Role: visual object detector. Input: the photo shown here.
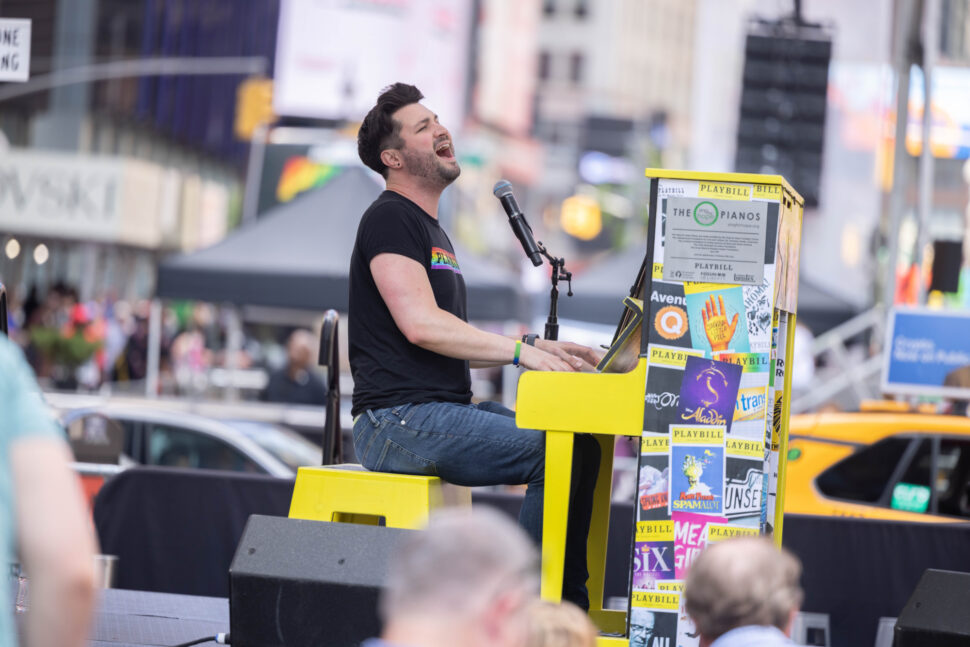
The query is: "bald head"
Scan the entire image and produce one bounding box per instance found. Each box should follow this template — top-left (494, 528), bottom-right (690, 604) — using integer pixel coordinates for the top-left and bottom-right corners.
top-left (684, 537), bottom-right (803, 641)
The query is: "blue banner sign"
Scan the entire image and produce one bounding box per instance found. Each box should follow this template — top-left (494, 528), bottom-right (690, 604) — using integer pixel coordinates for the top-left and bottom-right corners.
top-left (883, 308), bottom-right (970, 398)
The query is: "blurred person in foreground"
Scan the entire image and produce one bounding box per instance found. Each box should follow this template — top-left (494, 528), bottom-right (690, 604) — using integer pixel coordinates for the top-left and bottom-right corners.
top-left (365, 508), bottom-right (538, 647)
top-left (260, 329), bottom-right (327, 405)
top-left (350, 82), bottom-right (602, 609)
top-left (684, 537), bottom-right (803, 647)
top-left (1, 334), bottom-right (98, 646)
top-left (526, 599), bottom-right (597, 647)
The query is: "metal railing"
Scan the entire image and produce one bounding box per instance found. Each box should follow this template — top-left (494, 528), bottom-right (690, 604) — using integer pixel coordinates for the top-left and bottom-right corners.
top-left (791, 306), bottom-right (885, 414)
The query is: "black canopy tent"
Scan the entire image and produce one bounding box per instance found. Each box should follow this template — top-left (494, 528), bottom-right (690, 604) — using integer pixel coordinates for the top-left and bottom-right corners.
top-left (156, 167), bottom-right (526, 321)
top-left (554, 244), bottom-right (861, 334)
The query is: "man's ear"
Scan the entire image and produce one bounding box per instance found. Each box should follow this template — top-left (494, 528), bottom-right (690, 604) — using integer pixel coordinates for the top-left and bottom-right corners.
top-left (381, 149), bottom-right (401, 170)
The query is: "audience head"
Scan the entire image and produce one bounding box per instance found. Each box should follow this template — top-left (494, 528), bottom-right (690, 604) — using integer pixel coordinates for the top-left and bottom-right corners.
top-left (381, 508), bottom-right (538, 647)
top-left (684, 537), bottom-right (803, 644)
top-left (525, 600), bottom-right (597, 647)
top-left (286, 329), bottom-right (316, 371)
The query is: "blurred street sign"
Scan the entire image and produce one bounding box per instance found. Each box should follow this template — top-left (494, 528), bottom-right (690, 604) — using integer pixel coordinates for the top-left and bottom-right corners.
top-left (882, 307), bottom-right (970, 399)
top-left (0, 18), bottom-right (30, 82)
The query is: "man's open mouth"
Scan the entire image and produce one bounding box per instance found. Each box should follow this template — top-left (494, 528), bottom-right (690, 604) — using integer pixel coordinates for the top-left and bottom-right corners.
top-left (435, 141), bottom-right (454, 159)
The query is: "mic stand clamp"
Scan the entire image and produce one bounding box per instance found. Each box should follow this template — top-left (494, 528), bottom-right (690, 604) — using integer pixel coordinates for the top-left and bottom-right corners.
top-left (535, 240), bottom-right (572, 341)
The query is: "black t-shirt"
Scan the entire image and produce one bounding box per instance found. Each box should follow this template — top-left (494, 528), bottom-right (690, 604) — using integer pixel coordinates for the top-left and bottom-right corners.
top-left (349, 191), bottom-right (472, 416)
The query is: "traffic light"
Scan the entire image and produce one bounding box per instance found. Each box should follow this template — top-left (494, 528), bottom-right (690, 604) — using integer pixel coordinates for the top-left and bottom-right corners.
top-left (234, 77), bottom-right (276, 140)
top-left (735, 26), bottom-right (831, 207)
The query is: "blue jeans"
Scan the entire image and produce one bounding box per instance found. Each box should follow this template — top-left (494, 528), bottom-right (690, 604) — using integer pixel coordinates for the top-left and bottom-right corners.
top-left (353, 400), bottom-right (601, 610)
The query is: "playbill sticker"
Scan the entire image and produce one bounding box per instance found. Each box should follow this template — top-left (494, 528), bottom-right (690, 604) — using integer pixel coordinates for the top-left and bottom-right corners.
top-left (670, 425), bottom-right (726, 514)
top-left (631, 592), bottom-right (679, 647)
top-left (633, 520), bottom-right (675, 590)
top-left (662, 197), bottom-right (768, 285)
top-left (724, 438), bottom-right (764, 524)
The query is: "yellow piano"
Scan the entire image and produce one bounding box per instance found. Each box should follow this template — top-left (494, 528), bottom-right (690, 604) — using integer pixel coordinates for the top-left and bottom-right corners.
top-left (515, 169), bottom-right (804, 646)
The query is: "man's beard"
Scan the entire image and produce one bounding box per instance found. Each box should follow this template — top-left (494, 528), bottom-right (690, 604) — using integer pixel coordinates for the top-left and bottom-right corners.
top-left (400, 146), bottom-right (460, 189)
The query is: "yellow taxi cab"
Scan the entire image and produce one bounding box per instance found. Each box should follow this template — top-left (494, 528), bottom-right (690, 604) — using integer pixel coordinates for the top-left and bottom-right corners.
top-left (784, 402), bottom-right (970, 522)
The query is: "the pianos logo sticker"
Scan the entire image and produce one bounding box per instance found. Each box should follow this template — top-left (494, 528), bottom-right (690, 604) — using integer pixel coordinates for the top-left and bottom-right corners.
top-left (649, 282), bottom-right (690, 347)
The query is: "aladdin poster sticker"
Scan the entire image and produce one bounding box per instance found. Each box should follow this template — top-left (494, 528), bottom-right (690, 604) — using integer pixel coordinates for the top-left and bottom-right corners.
top-left (649, 281), bottom-right (691, 348)
top-left (684, 286), bottom-right (751, 355)
top-left (639, 433), bottom-right (671, 522)
top-left (643, 346), bottom-right (703, 433)
top-left (633, 520), bottom-right (675, 591)
top-left (678, 356), bottom-right (743, 432)
top-left (631, 592), bottom-right (679, 647)
top-left (670, 425), bottom-right (725, 515)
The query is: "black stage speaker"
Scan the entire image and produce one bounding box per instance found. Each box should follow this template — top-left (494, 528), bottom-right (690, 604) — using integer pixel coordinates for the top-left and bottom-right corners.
top-left (929, 240), bottom-right (962, 294)
top-left (735, 23), bottom-right (832, 207)
top-left (229, 515), bottom-right (413, 647)
top-left (894, 569), bottom-right (970, 646)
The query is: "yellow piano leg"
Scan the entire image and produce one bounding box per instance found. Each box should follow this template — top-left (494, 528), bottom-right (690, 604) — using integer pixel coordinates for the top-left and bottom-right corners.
top-left (540, 429), bottom-right (573, 602)
top-left (540, 431), bottom-right (627, 636)
top-left (586, 434), bottom-right (627, 635)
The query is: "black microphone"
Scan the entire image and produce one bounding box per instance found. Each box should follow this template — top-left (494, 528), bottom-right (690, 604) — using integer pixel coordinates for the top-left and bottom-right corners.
top-left (493, 180), bottom-right (543, 267)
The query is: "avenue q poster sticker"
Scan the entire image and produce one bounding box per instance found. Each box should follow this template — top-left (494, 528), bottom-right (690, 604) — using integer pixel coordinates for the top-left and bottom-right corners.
top-left (648, 281), bottom-right (691, 348)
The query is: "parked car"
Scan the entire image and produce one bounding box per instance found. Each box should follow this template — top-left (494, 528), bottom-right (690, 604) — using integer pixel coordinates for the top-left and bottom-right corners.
top-left (784, 406), bottom-right (970, 522)
top-left (60, 404), bottom-right (323, 478)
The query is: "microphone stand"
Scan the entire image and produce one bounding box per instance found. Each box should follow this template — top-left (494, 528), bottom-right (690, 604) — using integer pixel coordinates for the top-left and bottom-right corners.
top-left (535, 240), bottom-right (572, 341)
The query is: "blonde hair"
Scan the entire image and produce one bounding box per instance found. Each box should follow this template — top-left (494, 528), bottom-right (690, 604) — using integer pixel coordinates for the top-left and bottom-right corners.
top-left (526, 600), bottom-right (598, 647)
top-left (684, 537), bottom-right (803, 640)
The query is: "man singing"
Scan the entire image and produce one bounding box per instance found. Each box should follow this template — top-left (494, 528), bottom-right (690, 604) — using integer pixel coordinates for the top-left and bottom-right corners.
top-left (349, 83), bottom-right (601, 609)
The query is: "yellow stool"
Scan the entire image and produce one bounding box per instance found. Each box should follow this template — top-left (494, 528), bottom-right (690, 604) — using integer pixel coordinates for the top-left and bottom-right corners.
top-left (288, 464), bottom-right (471, 529)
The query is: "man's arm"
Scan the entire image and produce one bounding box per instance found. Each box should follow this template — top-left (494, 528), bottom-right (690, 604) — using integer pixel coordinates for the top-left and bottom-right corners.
top-left (371, 253), bottom-right (580, 371)
top-left (12, 437), bottom-right (97, 647)
top-left (469, 339), bottom-right (602, 371)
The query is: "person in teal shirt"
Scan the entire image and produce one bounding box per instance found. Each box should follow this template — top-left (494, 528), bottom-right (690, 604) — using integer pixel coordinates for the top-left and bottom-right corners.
top-left (0, 335), bottom-right (97, 647)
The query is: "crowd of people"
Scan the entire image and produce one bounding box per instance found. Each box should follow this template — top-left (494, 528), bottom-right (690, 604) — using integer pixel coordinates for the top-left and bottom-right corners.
top-left (6, 282), bottom-right (328, 404)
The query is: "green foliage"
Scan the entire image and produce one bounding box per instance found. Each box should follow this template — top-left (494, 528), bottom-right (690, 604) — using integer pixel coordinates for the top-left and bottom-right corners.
top-left (29, 326), bottom-right (102, 367)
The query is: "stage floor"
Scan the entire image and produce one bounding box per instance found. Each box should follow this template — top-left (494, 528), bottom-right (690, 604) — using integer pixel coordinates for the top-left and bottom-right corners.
top-left (89, 588), bottom-right (228, 647)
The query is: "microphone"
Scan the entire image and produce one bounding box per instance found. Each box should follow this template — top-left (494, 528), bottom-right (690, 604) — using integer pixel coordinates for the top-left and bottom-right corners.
top-left (493, 180), bottom-right (543, 267)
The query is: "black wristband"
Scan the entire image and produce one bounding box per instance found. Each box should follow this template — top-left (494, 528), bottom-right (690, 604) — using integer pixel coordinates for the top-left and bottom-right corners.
top-left (522, 333), bottom-right (539, 346)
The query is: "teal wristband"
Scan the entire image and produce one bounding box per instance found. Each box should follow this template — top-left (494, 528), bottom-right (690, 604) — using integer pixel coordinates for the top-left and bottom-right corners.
top-left (513, 340), bottom-right (522, 367)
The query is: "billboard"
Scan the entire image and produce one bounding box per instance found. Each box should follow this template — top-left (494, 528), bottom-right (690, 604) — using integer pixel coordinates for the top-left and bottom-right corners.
top-left (273, 0), bottom-right (472, 128)
top-left (882, 308), bottom-right (970, 399)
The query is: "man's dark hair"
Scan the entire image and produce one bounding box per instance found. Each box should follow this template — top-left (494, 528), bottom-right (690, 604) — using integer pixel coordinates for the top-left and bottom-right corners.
top-left (358, 83), bottom-right (424, 178)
